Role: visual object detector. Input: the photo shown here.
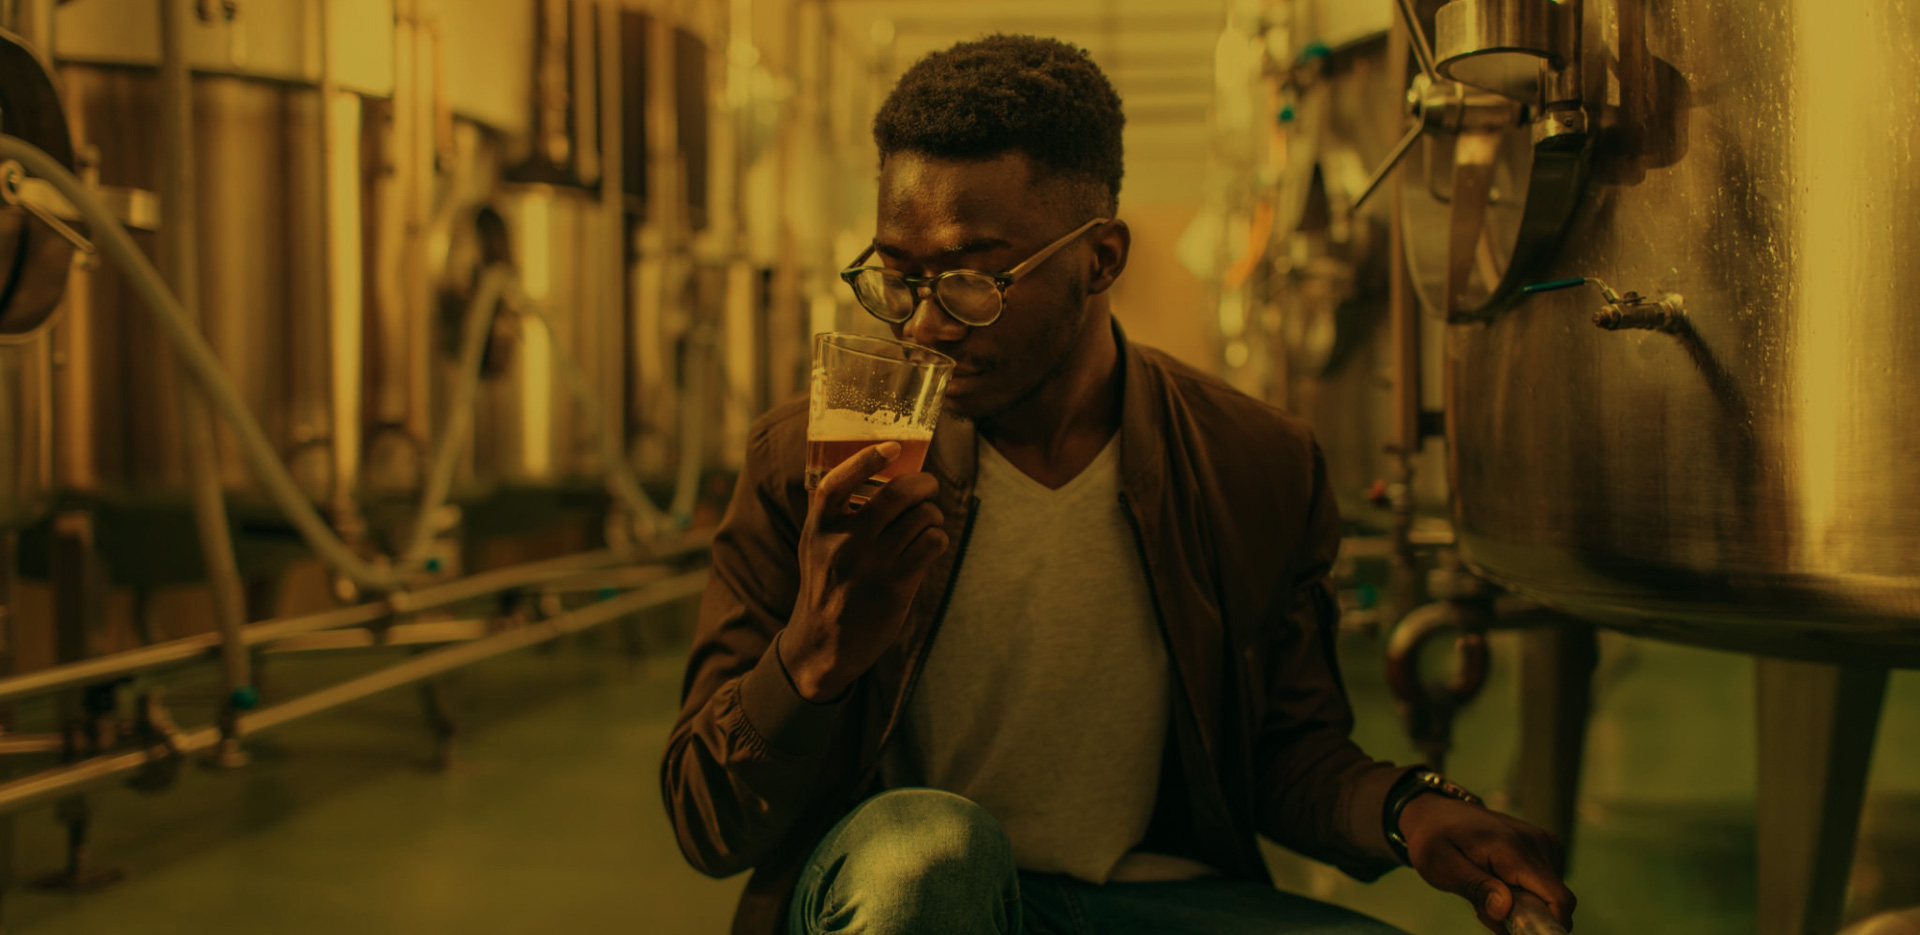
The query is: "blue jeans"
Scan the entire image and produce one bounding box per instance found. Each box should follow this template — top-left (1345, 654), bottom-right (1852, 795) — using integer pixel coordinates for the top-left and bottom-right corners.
top-left (788, 788), bottom-right (1410, 935)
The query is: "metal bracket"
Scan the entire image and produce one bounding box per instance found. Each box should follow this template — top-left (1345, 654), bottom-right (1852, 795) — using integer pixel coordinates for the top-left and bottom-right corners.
top-left (0, 159), bottom-right (93, 258)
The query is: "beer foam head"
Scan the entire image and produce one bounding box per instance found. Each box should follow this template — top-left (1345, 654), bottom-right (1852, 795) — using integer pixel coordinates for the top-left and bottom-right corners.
top-left (808, 406), bottom-right (933, 440)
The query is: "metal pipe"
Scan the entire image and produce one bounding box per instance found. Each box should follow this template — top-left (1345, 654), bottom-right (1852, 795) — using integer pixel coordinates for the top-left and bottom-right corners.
top-left (0, 734), bottom-right (65, 756)
top-left (381, 547), bottom-right (618, 613)
top-left (0, 725), bottom-right (221, 816)
top-left (534, 563), bottom-right (678, 595)
top-left (1505, 889), bottom-right (1568, 935)
top-left (8, 0), bottom-right (55, 58)
top-left (160, 0), bottom-right (254, 736)
top-left (1394, 0), bottom-right (1441, 85)
top-left (0, 544), bottom-right (709, 707)
top-left (0, 571), bottom-right (708, 817)
top-left (261, 618), bottom-right (493, 654)
top-left (317, 0), bottom-right (370, 566)
top-left (1386, 8), bottom-right (1424, 629)
top-left (572, 0), bottom-right (600, 185)
top-left (595, 0), bottom-right (645, 541)
top-left (400, 265), bottom-right (512, 567)
top-left (237, 573), bottom-right (706, 735)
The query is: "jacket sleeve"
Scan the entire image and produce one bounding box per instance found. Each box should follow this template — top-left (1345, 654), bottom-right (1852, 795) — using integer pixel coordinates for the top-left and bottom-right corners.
top-left (1252, 440), bottom-right (1414, 880)
top-left (660, 417), bottom-right (857, 878)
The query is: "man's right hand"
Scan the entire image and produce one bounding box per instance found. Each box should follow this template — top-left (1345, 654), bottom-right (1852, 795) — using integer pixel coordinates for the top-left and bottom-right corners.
top-left (779, 441), bottom-right (949, 702)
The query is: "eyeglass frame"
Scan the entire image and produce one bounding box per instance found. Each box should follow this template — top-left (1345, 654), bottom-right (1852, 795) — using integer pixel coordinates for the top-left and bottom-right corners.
top-left (838, 216), bottom-right (1112, 328)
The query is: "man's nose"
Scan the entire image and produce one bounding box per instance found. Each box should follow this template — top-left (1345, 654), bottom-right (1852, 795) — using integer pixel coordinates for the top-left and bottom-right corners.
top-left (898, 290), bottom-right (968, 346)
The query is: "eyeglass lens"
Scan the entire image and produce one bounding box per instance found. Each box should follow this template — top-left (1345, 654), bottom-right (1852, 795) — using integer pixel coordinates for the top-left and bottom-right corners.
top-left (851, 269), bottom-right (1001, 325)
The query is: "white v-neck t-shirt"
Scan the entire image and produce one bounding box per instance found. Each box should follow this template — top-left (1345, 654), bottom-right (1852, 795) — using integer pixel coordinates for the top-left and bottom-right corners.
top-left (882, 434), bottom-right (1206, 884)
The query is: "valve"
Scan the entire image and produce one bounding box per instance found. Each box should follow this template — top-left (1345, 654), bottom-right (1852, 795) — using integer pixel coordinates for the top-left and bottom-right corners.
top-left (1523, 277), bottom-right (1688, 334)
top-left (1348, 0), bottom-right (1593, 322)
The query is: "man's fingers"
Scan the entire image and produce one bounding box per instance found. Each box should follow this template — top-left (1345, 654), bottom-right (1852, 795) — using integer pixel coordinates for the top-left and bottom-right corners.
top-left (1475, 875), bottom-right (1513, 922)
top-left (853, 472), bottom-right (940, 532)
top-left (877, 501), bottom-right (945, 556)
top-left (1425, 846), bottom-right (1515, 921)
top-left (1531, 828), bottom-right (1568, 877)
top-left (815, 442), bottom-right (901, 514)
top-left (900, 525), bottom-right (949, 573)
top-left (1490, 839), bottom-right (1577, 929)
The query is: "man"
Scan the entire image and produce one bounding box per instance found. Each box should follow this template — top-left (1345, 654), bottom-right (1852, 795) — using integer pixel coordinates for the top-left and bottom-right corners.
top-left (663, 34), bottom-right (1575, 935)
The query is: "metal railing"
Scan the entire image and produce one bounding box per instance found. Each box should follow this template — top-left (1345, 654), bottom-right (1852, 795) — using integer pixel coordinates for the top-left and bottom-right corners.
top-left (0, 539), bottom-right (711, 818)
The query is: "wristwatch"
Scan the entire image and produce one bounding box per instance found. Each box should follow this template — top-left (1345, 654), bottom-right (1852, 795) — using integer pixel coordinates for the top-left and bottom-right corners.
top-left (1383, 767), bottom-right (1484, 864)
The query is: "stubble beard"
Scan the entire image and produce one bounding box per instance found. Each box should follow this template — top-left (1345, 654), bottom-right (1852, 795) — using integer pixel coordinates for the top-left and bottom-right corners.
top-left (968, 275), bottom-right (1090, 426)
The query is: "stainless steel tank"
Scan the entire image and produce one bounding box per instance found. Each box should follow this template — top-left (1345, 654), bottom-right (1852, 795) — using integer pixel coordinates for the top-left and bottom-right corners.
top-left (49, 0), bottom-right (395, 530)
top-left (474, 180), bottom-right (624, 492)
top-left (56, 70), bottom-right (349, 505)
top-left (0, 27), bottom-right (72, 532)
top-left (429, 0), bottom-right (630, 503)
top-left (1404, 0), bottom-right (1920, 664)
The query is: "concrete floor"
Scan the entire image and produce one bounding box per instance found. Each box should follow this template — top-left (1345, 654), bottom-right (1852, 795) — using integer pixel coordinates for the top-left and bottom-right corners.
top-left (5, 603), bottom-right (1918, 934)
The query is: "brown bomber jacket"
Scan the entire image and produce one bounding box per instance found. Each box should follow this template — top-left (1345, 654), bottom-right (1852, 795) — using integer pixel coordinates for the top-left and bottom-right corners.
top-left (662, 323), bottom-right (1412, 935)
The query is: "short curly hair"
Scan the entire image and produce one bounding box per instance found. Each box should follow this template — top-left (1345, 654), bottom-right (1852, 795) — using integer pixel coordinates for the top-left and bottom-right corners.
top-left (873, 34), bottom-right (1124, 215)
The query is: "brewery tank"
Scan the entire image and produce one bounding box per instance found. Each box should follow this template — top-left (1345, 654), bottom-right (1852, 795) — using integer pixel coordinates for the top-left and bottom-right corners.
top-left (0, 25), bottom-right (76, 535)
top-left (1406, 0), bottom-right (1920, 664)
top-left (43, 0), bottom-right (649, 562)
top-left (48, 0), bottom-right (397, 559)
top-left (428, 0), bottom-right (659, 519)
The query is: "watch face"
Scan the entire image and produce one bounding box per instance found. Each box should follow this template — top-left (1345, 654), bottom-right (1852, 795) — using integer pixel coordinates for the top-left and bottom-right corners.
top-left (1424, 773), bottom-right (1486, 807)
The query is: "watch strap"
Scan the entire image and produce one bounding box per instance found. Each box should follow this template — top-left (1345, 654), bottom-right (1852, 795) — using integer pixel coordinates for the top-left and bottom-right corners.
top-left (1383, 768), bottom-right (1485, 864)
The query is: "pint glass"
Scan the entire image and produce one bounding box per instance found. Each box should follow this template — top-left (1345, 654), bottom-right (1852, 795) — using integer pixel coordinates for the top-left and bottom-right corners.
top-left (806, 332), bottom-right (955, 504)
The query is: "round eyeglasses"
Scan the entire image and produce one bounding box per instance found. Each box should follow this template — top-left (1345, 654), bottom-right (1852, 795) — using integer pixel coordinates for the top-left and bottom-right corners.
top-left (839, 217), bottom-right (1110, 328)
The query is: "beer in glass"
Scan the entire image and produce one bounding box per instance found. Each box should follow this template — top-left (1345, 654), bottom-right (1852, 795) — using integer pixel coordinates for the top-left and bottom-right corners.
top-left (806, 332), bottom-right (954, 504)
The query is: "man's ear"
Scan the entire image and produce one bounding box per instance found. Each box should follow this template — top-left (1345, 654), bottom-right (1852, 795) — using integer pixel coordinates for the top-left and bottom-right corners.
top-left (1085, 219), bottom-right (1131, 295)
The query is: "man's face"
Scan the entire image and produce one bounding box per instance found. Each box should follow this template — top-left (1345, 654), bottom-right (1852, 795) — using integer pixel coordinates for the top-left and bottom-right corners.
top-left (872, 151), bottom-right (1101, 423)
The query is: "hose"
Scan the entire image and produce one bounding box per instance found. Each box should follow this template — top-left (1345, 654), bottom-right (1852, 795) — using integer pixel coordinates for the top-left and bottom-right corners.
top-left (398, 264), bottom-right (511, 567)
top-left (0, 133), bottom-right (407, 593)
top-left (668, 322), bottom-right (712, 525)
top-left (161, 0), bottom-right (253, 739)
top-left (501, 282), bottom-right (707, 541)
top-left (2, 130), bottom-right (704, 580)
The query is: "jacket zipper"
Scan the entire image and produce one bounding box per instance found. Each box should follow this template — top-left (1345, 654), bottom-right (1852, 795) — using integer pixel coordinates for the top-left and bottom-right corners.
top-left (858, 494), bottom-right (980, 788)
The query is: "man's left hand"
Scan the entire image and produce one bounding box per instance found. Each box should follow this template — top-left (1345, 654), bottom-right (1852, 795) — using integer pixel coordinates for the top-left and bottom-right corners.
top-left (1399, 794), bottom-right (1577, 933)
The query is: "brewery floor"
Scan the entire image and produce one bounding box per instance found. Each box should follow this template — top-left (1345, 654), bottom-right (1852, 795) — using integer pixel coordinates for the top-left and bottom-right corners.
top-left (5, 601), bottom-right (1919, 935)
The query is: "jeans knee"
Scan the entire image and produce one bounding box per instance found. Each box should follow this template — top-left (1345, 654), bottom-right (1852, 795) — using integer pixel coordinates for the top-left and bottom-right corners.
top-left (842, 788), bottom-right (1013, 883)
top-left (793, 789), bottom-right (1019, 935)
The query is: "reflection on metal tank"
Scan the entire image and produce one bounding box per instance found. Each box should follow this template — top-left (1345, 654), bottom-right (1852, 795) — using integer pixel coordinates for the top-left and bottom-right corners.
top-left (1419, 0), bottom-right (1920, 662)
top-left (45, 0), bottom-right (397, 528)
top-left (54, 68), bottom-right (358, 505)
top-left (476, 182), bottom-right (624, 490)
top-left (427, 0), bottom-right (632, 500)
